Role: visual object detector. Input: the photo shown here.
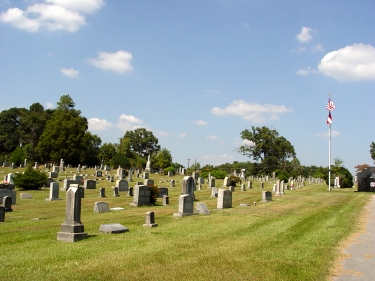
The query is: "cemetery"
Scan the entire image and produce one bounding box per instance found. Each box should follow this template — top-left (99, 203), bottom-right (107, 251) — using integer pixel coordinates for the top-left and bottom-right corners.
top-left (0, 165), bottom-right (372, 280)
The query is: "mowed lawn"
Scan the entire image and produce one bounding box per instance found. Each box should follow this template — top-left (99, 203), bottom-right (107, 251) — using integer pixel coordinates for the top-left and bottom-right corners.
top-left (0, 168), bottom-right (371, 281)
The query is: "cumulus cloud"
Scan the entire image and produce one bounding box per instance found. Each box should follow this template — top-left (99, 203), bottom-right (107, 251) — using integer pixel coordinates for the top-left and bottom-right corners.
top-left (88, 118), bottom-right (113, 131)
top-left (194, 120), bottom-right (208, 126)
top-left (315, 131), bottom-right (341, 138)
top-left (0, 0), bottom-right (103, 32)
top-left (87, 50), bottom-right (133, 74)
top-left (206, 135), bottom-right (217, 140)
top-left (241, 139), bottom-right (255, 147)
top-left (296, 67), bottom-right (318, 76)
top-left (60, 68), bottom-right (79, 78)
top-left (210, 100), bottom-right (292, 123)
top-left (296, 27), bottom-right (313, 43)
top-left (116, 114), bottom-right (143, 131)
top-left (179, 132), bottom-right (187, 138)
top-left (318, 43), bottom-right (375, 81)
top-left (45, 102), bottom-right (54, 109)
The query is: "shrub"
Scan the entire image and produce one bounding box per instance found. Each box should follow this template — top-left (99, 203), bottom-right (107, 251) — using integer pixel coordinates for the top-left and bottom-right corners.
top-left (229, 175), bottom-right (241, 186)
top-left (163, 166), bottom-right (175, 175)
top-left (211, 169), bottom-right (227, 179)
top-left (13, 167), bottom-right (48, 190)
top-left (148, 184), bottom-right (159, 204)
top-left (275, 169), bottom-right (290, 183)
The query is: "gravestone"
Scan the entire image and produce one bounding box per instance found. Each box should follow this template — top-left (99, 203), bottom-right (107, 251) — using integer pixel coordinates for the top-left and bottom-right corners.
top-left (163, 195), bottom-right (169, 206)
top-left (247, 181), bottom-right (252, 189)
top-left (261, 191), bottom-right (272, 202)
top-left (0, 189), bottom-right (16, 205)
top-left (260, 182), bottom-right (264, 189)
top-left (46, 182), bottom-right (61, 201)
top-left (173, 194), bottom-right (196, 217)
top-left (73, 174), bottom-right (83, 183)
top-left (3, 196), bottom-right (13, 212)
top-left (208, 177), bottom-right (215, 189)
top-left (192, 172), bottom-right (199, 182)
top-left (99, 223), bottom-right (129, 234)
top-left (49, 171), bottom-right (58, 178)
top-left (170, 179), bottom-right (175, 187)
top-left (45, 178), bottom-right (54, 187)
top-left (181, 176), bottom-right (195, 195)
top-left (95, 171), bottom-right (102, 177)
top-left (127, 169), bottom-right (133, 182)
top-left (144, 179), bottom-right (154, 186)
top-left (94, 201), bottom-right (110, 213)
top-left (217, 189), bottom-right (232, 209)
top-left (158, 187), bottom-right (168, 198)
top-left (70, 184), bottom-right (84, 198)
top-left (241, 184), bottom-right (246, 191)
top-left (52, 165), bottom-right (60, 173)
top-left (63, 179), bottom-right (79, 191)
top-left (57, 187), bottom-right (87, 242)
top-left (145, 155), bottom-right (151, 172)
top-left (84, 180), bottom-right (96, 189)
top-left (357, 167), bottom-right (375, 192)
top-left (116, 179), bottom-right (128, 192)
top-left (196, 202), bottom-right (210, 215)
top-left (112, 187), bottom-right (120, 197)
top-left (0, 206), bottom-right (5, 222)
top-left (211, 187), bottom-right (218, 198)
top-left (143, 211), bottom-right (158, 227)
top-left (223, 177), bottom-right (231, 187)
top-left (20, 193), bottom-right (32, 199)
top-left (99, 188), bottom-right (106, 198)
top-left (167, 171), bottom-right (173, 177)
top-left (128, 187), bottom-right (133, 196)
top-left (130, 185), bottom-right (152, 207)
top-left (7, 173), bottom-right (15, 184)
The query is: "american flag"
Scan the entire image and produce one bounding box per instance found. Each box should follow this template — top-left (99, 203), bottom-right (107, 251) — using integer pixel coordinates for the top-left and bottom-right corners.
top-left (326, 112), bottom-right (332, 124)
top-left (326, 98), bottom-right (335, 111)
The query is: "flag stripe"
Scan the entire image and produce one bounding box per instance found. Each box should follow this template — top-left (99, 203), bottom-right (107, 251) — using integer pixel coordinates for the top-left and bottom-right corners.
top-left (326, 98), bottom-right (335, 111)
top-left (326, 112), bottom-right (332, 124)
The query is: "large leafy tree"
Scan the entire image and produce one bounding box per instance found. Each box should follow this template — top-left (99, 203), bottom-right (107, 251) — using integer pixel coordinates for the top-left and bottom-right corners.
top-left (99, 143), bottom-right (117, 165)
top-left (238, 126), bottom-right (295, 174)
top-left (153, 148), bottom-right (173, 170)
top-left (370, 142), bottom-right (375, 163)
top-left (123, 128), bottom-right (161, 158)
top-left (0, 107), bottom-right (26, 155)
top-left (38, 95), bottom-right (93, 165)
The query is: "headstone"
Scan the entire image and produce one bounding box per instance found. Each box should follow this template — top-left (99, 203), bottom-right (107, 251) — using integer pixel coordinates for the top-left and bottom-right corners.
top-left (3, 196), bottom-right (13, 212)
top-left (217, 189), bottom-right (232, 209)
top-left (223, 177), bottom-right (231, 187)
top-left (261, 191), bottom-right (272, 202)
top-left (211, 187), bottom-right (218, 198)
top-left (260, 182), bottom-right (264, 189)
top-left (241, 184), bottom-right (246, 191)
top-left (112, 187), bottom-right (120, 197)
top-left (130, 185), bottom-right (152, 207)
top-left (173, 194), bottom-right (196, 217)
top-left (181, 176), bottom-right (195, 195)
top-left (192, 172), bottom-right (199, 182)
top-left (357, 167), bottom-right (375, 192)
top-left (7, 173), bottom-right (15, 184)
top-left (95, 171), bottom-right (102, 177)
top-left (128, 169), bottom-right (133, 182)
top-left (0, 206), bottom-right (5, 222)
top-left (70, 184), bottom-right (84, 198)
top-left (44, 177), bottom-right (54, 187)
top-left (208, 177), bottom-right (215, 189)
top-left (143, 172), bottom-right (149, 179)
top-left (145, 155), bottom-right (152, 172)
top-left (99, 223), bottom-right (129, 234)
top-left (46, 182), bottom-right (61, 201)
top-left (128, 187), bottom-right (133, 196)
top-left (167, 171), bottom-right (173, 177)
top-left (228, 186), bottom-right (235, 192)
top-left (99, 188), bottom-right (106, 198)
top-left (162, 195), bottom-right (169, 206)
top-left (73, 174), bottom-right (83, 183)
top-left (143, 211), bottom-right (158, 227)
top-left (247, 181), bottom-right (252, 189)
top-left (63, 179), bottom-right (79, 191)
top-left (84, 180), bottom-right (96, 189)
top-left (144, 179), bottom-right (154, 186)
top-left (116, 179), bottom-right (128, 192)
top-left (52, 165), bottom-right (60, 173)
top-left (57, 187), bottom-right (87, 242)
top-left (181, 168), bottom-right (186, 175)
top-left (94, 201), bottom-right (110, 213)
top-left (158, 187), bottom-right (168, 198)
top-left (20, 193), bottom-right (32, 199)
top-left (196, 202), bottom-right (210, 215)
top-left (0, 189), bottom-right (16, 205)
top-left (170, 179), bottom-right (175, 187)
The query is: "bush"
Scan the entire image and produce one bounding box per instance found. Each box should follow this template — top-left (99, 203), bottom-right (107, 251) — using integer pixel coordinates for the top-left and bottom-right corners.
top-left (13, 167), bottom-right (48, 190)
top-left (148, 184), bottom-right (159, 204)
top-left (275, 169), bottom-right (290, 183)
top-left (229, 175), bottom-right (241, 186)
top-left (163, 166), bottom-right (175, 175)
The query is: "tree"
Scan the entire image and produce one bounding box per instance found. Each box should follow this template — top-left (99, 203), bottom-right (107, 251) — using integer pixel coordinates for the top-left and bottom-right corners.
top-left (81, 132), bottom-right (102, 166)
top-left (99, 143), bottom-right (117, 165)
top-left (123, 128), bottom-right (161, 158)
top-left (238, 126), bottom-right (295, 174)
top-left (370, 142), bottom-right (375, 163)
top-left (110, 153), bottom-right (130, 168)
top-left (9, 147), bottom-right (25, 166)
top-left (153, 148), bottom-right (173, 170)
top-left (334, 157), bottom-right (344, 168)
top-left (38, 95), bottom-right (91, 165)
top-left (0, 107), bottom-right (25, 155)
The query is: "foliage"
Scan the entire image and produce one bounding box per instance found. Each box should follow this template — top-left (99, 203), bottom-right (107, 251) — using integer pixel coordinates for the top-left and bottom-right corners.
top-left (147, 184), bottom-right (159, 204)
top-left (81, 132), bottom-right (102, 166)
top-left (0, 107), bottom-right (25, 154)
top-left (334, 157), bottom-right (344, 168)
top-left (9, 147), bottom-right (25, 166)
top-left (110, 153), bottom-right (130, 168)
top-left (12, 167), bottom-right (48, 190)
top-left (163, 166), bottom-right (175, 175)
top-left (355, 164), bottom-right (369, 172)
top-left (275, 169), bottom-right (290, 183)
top-left (99, 143), bottom-right (117, 165)
top-left (200, 169), bottom-right (227, 179)
top-left (153, 148), bottom-right (172, 170)
top-left (322, 166), bottom-right (353, 188)
top-left (123, 128), bottom-right (161, 158)
top-left (238, 126), bottom-right (295, 174)
top-left (229, 175), bottom-right (241, 186)
top-left (370, 142), bottom-right (375, 163)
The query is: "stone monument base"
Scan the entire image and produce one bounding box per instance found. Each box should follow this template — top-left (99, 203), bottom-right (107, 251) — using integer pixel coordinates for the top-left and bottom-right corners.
top-left (57, 232), bottom-right (87, 242)
top-left (173, 212), bottom-right (197, 217)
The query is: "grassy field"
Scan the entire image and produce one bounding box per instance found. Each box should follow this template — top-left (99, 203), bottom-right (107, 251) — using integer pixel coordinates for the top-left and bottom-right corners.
top-left (0, 167), bottom-right (371, 281)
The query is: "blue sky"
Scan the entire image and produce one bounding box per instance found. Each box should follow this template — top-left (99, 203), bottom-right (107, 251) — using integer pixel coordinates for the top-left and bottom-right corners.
top-left (1, 0), bottom-right (374, 174)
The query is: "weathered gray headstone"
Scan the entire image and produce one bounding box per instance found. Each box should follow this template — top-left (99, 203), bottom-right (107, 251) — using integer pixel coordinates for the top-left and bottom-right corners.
top-left (158, 187), bottom-right (168, 198)
top-left (112, 186), bottom-right (119, 197)
top-left (173, 194), bottom-right (196, 217)
top-left (163, 195), bottom-right (169, 206)
top-left (196, 202), bottom-right (210, 215)
top-left (99, 223), bottom-right (129, 234)
top-left (217, 189), bottom-right (232, 209)
top-left (223, 177), bottom-right (231, 187)
top-left (130, 185), bottom-right (152, 207)
top-left (0, 189), bottom-right (16, 205)
top-left (20, 193), bottom-right (32, 199)
top-left (3, 196), bottom-right (13, 212)
top-left (261, 191), bottom-right (272, 202)
top-left (0, 206), bottom-right (5, 222)
top-left (170, 179), bottom-right (175, 187)
top-left (182, 176), bottom-right (195, 195)
top-left (99, 188), bottom-right (106, 198)
top-left (84, 179), bottom-right (96, 189)
top-left (143, 211), bottom-right (158, 227)
top-left (94, 201), bottom-right (110, 213)
top-left (57, 187), bottom-right (87, 242)
top-left (46, 182), bottom-right (61, 201)
top-left (116, 179), bottom-right (128, 192)
top-left (357, 167), bottom-right (375, 192)
top-left (211, 187), bottom-right (218, 198)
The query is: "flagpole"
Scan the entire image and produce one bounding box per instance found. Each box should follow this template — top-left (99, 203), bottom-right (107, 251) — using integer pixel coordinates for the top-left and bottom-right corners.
top-left (328, 92), bottom-right (331, 191)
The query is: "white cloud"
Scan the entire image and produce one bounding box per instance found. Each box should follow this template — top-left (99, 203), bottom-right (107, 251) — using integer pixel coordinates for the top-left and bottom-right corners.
top-left (88, 118), bottom-right (113, 131)
top-left (201, 154), bottom-right (234, 166)
top-left (210, 100), bottom-right (292, 123)
top-left (315, 131), bottom-right (341, 138)
top-left (0, 0), bottom-right (103, 32)
top-left (296, 27), bottom-right (313, 43)
top-left (156, 131), bottom-right (168, 137)
top-left (194, 120), bottom-right (208, 126)
top-left (206, 135), bottom-right (217, 140)
top-left (60, 68), bottom-right (79, 78)
top-left (312, 44), bottom-right (324, 52)
top-left (296, 67), bottom-right (318, 76)
top-left (179, 132), bottom-right (187, 138)
top-left (318, 43), bottom-right (375, 81)
top-left (116, 114), bottom-right (143, 131)
top-left (45, 102), bottom-right (54, 109)
top-left (241, 139), bottom-right (255, 147)
top-left (88, 50), bottom-right (133, 74)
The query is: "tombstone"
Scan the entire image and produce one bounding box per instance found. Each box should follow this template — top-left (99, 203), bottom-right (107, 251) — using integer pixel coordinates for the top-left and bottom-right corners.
top-left (116, 179), bottom-right (128, 192)
top-left (99, 188), bottom-right (106, 198)
top-left (162, 195), bottom-right (169, 206)
top-left (45, 177), bottom-right (54, 187)
top-left (60, 159), bottom-right (65, 171)
top-left (228, 186), bottom-right (235, 192)
top-left (0, 206), bottom-right (5, 222)
top-left (217, 189), bottom-right (232, 209)
top-left (73, 174), bottom-right (84, 183)
top-left (170, 179), bottom-right (175, 187)
top-left (272, 172), bottom-right (276, 180)
top-left (130, 185), bottom-right (152, 207)
top-left (196, 202), bottom-right (210, 215)
top-left (128, 187), bottom-right (134, 197)
top-left (95, 171), bottom-right (102, 177)
top-left (208, 177), bottom-right (215, 189)
top-left (223, 177), bottom-right (231, 187)
top-left (145, 155), bottom-right (152, 172)
top-left (143, 211), bottom-right (158, 227)
top-left (20, 193), bottom-right (32, 199)
top-left (46, 182), bottom-right (61, 201)
top-left (94, 201), bottom-right (110, 214)
top-left (167, 171), bottom-right (173, 177)
top-left (99, 223), bottom-right (129, 234)
top-left (280, 180), bottom-right (285, 195)
top-left (192, 172), bottom-right (199, 182)
top-left (52, 165), bottom-right (60, 173)
top-left (261, 191), bottom-right (272, 202)
top-left (197, 177), bottom-right (205, 185)
top-left (84, 180), bottom-right (96, 189)
top-left (128, 169), bottom-right (133, 182)
top-left (143, 172), bottom-right (149, 180)
top-left (103, 165), bottom-right (110, 171)
top-left (34, 162), bottom-right (38, 169)
top-left (0, 189), bottom-right (16, 205)
top-left (57, 187), bottom-right (87, 242)
top-left (7, 173), bottom-right (15, 184)
top-left (181, 176), bottom-right (195, 195)
top-left (173, 194), bottom-right (196, 217)
top-left (260, 182), bottom-right (264, 189)
top-left (3, 196), bottom-right (13, 212)
top-left (181, 168), bottom-right (186, 175)
top-left (240, 169), bottom-right (246, 178)
top-left (144, 179), bottom-right (154, 186)
top-left (209, 187), bottom-right (217, 198)
top-left (241, 184), bottom-right (246, 191)
top-left (77, 164), bottom-right (81, 173)
top-left (158, 187), bottom-right (168, 198)
top-left (357, 167), bottom-right (375, 192)
top-left (112, 187), bottom-right (120, 197)
top-left (63, 179), bottom-right (79, 191)
top-left (274, 179), bottom-right (280, 195)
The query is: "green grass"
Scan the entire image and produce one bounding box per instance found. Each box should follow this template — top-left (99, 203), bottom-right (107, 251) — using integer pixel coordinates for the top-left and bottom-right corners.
top-left (0, 167), bottom-right (371, 281)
